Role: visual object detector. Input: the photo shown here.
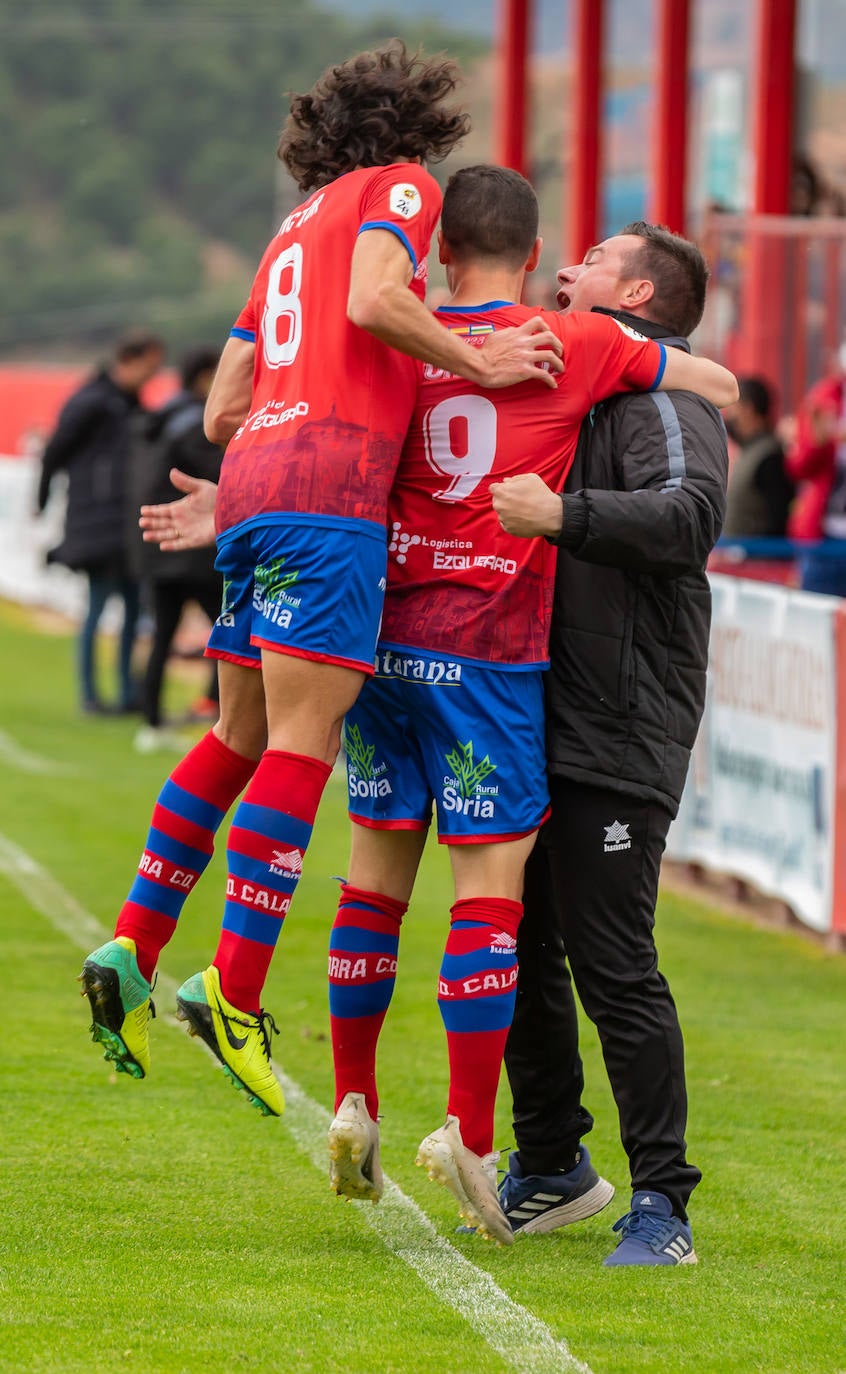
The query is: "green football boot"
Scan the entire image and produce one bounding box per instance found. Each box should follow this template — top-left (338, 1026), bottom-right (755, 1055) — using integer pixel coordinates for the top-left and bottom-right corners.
top-left (79, 936), bottom-right (154, 1078)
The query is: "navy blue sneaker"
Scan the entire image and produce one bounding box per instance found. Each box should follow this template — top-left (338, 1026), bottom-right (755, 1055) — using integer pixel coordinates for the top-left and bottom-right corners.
top-left (498, 1147), bottom-right (615, 1235)
top-left (603, 1191), bottom-right (697, 1266)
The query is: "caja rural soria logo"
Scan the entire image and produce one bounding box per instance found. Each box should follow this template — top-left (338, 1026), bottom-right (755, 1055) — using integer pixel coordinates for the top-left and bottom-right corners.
top-left (442, 740), bottom-right (499, 817)
top-left (345, 723), bottom-right (393, 799)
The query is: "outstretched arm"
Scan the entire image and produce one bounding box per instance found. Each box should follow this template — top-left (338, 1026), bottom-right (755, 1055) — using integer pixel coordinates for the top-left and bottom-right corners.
top-left (493, 391), bottom-right (728, 576)
top-left (139, 469), bottom-right (218, 551)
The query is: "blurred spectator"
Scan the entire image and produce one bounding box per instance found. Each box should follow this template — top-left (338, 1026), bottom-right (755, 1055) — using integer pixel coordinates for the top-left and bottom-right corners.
top-left (36, 330), bottom-right (165, 713)
top-left (128, 346), bottom-right (225, 753)
top-left (722, 376), bottom-right (794, 536)
top-left (522, 274), bottom-right (558, 309)
top-left (791, 153), bottom-right (825, 216)
top-left (790, 152), bottom-right (846, 218)
top-left (783, 340), bottom-right (846, 594)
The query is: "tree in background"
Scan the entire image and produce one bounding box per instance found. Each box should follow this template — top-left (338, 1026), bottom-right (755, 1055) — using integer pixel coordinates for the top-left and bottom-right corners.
top-left (0, 0), bottom-right (484, 358)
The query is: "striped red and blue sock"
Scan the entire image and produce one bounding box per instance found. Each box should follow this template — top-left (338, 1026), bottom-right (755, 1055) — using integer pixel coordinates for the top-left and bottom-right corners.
top-left (115, 730), bottom-right (256, 982)
top-left (328, 885), bottom-right (407, 1119)
top-left (214, 749), bottom-right (331, 1014)
top-left (438, 896), bottom-right (523, 1158)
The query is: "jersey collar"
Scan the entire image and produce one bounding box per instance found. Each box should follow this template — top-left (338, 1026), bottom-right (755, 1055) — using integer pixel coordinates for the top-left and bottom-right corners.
top-left (590, 306), bottom-right (690, 353)
top-left (436, 300), bottom-right (515, 314)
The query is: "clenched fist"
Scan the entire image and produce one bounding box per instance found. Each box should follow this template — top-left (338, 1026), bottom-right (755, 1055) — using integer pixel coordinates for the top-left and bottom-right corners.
top-left (490, 472), bottom-right (563, 539)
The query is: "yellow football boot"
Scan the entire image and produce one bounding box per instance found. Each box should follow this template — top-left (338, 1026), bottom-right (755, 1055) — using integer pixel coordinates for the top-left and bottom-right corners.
top-left (176, 965), bottom-right (284, 1117)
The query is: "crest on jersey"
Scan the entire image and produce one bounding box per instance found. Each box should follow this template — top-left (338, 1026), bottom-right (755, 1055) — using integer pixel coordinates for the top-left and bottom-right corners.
top-left (612, 317), bottom-right (649, 343)
top-left (390, 183), bottom-right (422, 219)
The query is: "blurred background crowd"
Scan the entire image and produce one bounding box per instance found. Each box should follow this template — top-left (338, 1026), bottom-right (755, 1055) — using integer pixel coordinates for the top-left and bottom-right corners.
top-left (5, 0), bottom-right (846, 724)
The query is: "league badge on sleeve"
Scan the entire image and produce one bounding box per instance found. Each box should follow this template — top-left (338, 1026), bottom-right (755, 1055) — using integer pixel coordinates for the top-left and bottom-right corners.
top-left (612, 317), bottom-right (649, 343)
top-left (390, 183), bottom-right (422, 219)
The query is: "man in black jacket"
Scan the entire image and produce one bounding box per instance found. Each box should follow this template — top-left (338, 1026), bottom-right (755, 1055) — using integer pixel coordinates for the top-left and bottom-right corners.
top-left (37, 330), bottom-right (164, 713)
top-left (128, 346), bottom-right (224, 752)
top-left (491, 222), bottom-right (728, 1265)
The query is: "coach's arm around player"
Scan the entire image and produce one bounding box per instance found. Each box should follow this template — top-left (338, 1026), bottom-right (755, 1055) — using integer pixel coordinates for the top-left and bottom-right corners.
top-left (491, 314), bottom-right (734, 574)
top-left (491, 383), bottom-right (728, 578)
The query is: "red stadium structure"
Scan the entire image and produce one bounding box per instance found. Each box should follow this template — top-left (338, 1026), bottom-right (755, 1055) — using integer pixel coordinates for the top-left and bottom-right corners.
top-left (495, 0), bottom-right (796, 246)
top-left (1, 1), bottom-right (844, 450)
top-left (494, 0), bottom-right (846, 415)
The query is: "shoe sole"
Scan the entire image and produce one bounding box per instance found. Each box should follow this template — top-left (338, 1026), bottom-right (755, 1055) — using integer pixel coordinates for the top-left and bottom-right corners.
top-left (510, 1176), bottom-right (616, 1235)
top-left (175, 994), bottom-right (282, 1117)
top-left (328, 1115), bottom-right (382, 1204)
top-left (416, 1134), bottom-right (514, 1247)
top-left (78, 962), bottom-right (145, 1079)
top-left (604, 1248), bottom-right (699, 1268)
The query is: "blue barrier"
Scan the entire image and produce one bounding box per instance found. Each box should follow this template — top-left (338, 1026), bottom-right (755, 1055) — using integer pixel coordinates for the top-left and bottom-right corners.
top-left (715, 537), bottom-right (846, 562)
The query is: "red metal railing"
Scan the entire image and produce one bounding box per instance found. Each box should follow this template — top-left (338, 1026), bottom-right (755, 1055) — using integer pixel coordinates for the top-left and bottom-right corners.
top-left (696, 211), bottom-right (846, 417)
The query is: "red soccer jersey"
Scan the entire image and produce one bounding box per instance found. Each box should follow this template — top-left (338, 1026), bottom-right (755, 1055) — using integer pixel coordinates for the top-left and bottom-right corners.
top-left (216, 163), bottom-right (442, 535)
top-left (378, 304), bottom-right (667, 666)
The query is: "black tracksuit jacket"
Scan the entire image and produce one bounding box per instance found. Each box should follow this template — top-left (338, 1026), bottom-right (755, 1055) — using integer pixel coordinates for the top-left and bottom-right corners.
top-left (546, 309), bottom-right (728, 816)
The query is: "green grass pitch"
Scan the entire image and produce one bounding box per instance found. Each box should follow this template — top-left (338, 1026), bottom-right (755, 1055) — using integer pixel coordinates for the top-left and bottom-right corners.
top-left (0, 601), bottom-right (843, 1374)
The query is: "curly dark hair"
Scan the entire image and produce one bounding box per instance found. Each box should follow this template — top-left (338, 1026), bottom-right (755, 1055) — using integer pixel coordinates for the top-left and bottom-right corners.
top-left (278, 40), bottom-right (470, 193)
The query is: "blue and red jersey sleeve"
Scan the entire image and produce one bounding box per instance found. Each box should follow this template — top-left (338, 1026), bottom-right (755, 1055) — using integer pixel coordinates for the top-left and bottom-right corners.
top-left (357, 163), bottom-right (442, 275)
top-left (559, 311), bottom-right (667, 410)
top-left (231, 299), bottom-right (256, 344)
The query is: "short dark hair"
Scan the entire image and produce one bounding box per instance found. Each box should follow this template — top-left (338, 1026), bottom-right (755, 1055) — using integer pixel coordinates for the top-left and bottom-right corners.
top-left (180, 346), bottom-right (220, 392)
top-left (738, 375), bottom-right (774, 419)
top-left (441, 165), bottom-right (539, 268)
top-left (617, 221), bottom-right (709, 337)
top-left (279, 40), bottom-right (469, 193)
top-left (113, 329), bottom-right (164, 363)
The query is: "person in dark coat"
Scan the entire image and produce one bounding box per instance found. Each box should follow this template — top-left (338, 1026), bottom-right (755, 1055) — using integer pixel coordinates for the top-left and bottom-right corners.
top-left (36, 330), bottom-right (165, 712)
top-left (491, 223), bottom-right (729, 1266)
top-left (722, 375), bottom-right (794, 537)
top-left (128, 347), bottom-right (224, 751)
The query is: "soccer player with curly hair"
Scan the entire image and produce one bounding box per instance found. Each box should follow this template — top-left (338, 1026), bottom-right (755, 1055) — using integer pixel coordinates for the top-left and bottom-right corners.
top-left (79, 42), bottom-right (564, 1116)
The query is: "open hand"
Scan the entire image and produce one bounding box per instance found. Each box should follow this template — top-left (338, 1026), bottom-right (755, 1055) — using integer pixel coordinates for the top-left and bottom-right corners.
top-left (478, 317), bottom-right (564, 390)
top-left (139, 468), bottom-right (218, 550)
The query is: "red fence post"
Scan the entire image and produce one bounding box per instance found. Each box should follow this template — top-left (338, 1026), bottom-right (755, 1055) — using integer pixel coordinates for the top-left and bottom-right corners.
top-left (497, 0), bottom-right (530, 176)
top-left (650, 0), bottom-right (690, 234)
top-left (567, 0), bottom-right (604, 260)
top-left (736, 0), bottom-right (797, 382)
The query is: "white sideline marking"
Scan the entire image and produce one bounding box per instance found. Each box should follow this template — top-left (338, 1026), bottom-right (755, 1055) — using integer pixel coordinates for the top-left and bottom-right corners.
top-left (0, 830), bottom-right (592, 1374)
top-left (0, 729), bottom-right (75, 776)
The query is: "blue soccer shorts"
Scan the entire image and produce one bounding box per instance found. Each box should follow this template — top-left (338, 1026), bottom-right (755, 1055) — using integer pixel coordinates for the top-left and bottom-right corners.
top-left (206, 514), bottom-right (387, 675)
top-left (344, 644), bottom-right (549, 843)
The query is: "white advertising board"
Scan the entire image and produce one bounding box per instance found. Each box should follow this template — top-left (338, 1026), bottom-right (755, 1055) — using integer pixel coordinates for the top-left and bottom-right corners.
top-left (0, 455), bottom-right (85, 618)
top-left (667, 574), bottom-right (839, 932)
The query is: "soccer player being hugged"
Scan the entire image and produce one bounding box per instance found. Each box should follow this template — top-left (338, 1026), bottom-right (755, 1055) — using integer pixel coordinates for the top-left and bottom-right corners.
top-left (78, 44), bottom-right (566, 1114)
top-left (324, 166), bottom-right (737, 1242)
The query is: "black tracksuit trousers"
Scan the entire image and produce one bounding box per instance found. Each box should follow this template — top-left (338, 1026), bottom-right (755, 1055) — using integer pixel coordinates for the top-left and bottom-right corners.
top-left (505, 777), bottom-right (701, 1220)
top-left (141, 578), bottom-right (222, 728)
